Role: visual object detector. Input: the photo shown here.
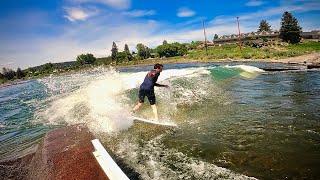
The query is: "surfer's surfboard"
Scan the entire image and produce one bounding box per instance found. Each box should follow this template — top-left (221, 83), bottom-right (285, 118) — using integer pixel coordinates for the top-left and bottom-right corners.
top-left (132, 116), bottom-right (177, 127)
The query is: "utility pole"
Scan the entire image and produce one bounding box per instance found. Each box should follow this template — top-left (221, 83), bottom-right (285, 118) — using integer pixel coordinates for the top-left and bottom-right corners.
top-left (236, 17), bottom-right (242, 51)
top-left (202, 19), bottom-right (208, 56)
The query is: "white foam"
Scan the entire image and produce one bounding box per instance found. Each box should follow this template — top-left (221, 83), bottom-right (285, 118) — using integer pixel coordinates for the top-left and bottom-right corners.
top-left (35, 66), bottom-right (212, 133)
top-left (115, 134), bottom-right (257, 180)
top-left (226, 65), bottom-right (264, 73)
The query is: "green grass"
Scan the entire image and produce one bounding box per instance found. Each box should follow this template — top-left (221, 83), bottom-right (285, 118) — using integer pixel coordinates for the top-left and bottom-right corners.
top-left (187, 41), bottom-right (320, 60)
top-left (287, 41), bottom-right (320, 52)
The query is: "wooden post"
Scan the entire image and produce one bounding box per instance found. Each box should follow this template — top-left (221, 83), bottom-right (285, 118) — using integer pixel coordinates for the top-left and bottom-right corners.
top-left (202, 20), bottom-right (208, 56)
top-left (237, 17), bottom-right (242, 51)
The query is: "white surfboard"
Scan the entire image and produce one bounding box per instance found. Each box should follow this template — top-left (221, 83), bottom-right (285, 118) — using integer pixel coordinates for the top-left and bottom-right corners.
top-left (132, 116), bottom-right (177, 127)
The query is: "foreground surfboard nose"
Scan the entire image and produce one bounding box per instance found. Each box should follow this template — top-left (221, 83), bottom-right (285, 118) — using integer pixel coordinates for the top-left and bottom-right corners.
top-left (92, 139), bottom-right (130, 180)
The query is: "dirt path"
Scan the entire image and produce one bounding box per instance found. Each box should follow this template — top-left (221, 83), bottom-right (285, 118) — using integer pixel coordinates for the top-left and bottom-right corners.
top-left (255, 52), bottom-right (320, 64)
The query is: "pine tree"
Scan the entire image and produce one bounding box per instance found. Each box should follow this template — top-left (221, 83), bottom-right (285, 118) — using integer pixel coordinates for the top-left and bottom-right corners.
top-left (213, 34), bottom-right (219, 40)
top-left (163, 40), bottom-right (168, 45)
top-left (111, 42), bottom-right (118, 61)
top-left (16, 67), bottom-right (25, 79)
top-left (258, 20), bottom-right (271, 32)
top-left (279, 11), bottom-right (302, 44)
top-left (124, 44), bottom-right (130, 54)
top-left (124, 44), bottom-right (132, 61)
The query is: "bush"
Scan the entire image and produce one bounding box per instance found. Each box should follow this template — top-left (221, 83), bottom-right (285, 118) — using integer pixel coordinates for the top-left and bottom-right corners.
top-left (156, 42), bottom-right (187, 58)
top-left (243, 53), bottom-right (252, 59)
top-left (76, 53), bottom-right (96, 65)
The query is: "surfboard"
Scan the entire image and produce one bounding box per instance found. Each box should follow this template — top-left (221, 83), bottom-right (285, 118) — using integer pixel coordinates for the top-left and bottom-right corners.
top-left (131, 116), bottom-right (177, 127)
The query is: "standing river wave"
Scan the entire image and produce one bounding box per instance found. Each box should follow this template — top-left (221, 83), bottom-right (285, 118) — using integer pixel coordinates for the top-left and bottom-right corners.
top-left (0, 63), bottom-right (319, 179)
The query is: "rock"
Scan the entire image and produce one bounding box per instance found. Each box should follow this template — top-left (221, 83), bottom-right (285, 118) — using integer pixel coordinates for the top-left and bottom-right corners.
top-left (307, 63), bottom-right (320, 69)
top-left (27, 124), bottom-right (108, 180)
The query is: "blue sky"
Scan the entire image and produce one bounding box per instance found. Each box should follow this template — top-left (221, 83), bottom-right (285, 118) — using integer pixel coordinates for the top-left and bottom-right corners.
top-left (0, 0), bottom-right (320, 69)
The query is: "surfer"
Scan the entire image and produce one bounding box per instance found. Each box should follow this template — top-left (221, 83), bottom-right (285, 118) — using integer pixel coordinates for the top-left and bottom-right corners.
top-left (132, 63), bottom-right (169, 120)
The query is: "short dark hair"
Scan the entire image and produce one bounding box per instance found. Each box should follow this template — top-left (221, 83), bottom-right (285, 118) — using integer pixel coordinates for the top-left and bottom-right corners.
top-left (154, 63), bottom-right (163, 69)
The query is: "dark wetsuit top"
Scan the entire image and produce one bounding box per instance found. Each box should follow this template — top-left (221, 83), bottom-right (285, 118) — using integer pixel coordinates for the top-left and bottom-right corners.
top-left (138, 70), bottom-right (160, 105)
top-left (140, 70), bottom-right (160, 91)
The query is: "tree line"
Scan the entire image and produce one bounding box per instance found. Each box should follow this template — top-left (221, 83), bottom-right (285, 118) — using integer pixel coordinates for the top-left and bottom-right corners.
top-left (76, 40), bottom-right (189, 66)
top-left (0, 67), bottom-right (25, 83)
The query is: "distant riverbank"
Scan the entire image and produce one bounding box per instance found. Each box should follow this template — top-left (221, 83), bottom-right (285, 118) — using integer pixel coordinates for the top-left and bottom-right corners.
top-left (1, 41), bottom-right (320, 87)
top-left (115, 52), bottom-right (320, 68)
top-left (1, 52), bottom-right (319, 88)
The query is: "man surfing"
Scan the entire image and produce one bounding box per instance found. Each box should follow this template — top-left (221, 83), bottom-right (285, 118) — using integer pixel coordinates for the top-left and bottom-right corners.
top-left (132, 63), bottom-right (169, 120)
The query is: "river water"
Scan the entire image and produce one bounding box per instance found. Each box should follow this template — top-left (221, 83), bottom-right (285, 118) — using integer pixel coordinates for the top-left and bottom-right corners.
top-left (0, 63), bottom-right (319, 179)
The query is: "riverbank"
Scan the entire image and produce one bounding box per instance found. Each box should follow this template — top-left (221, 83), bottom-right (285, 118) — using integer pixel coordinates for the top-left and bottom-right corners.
top-left (115, 52), bottom-right (320, 68)
top-left (1, 52), bottom-right (319, 89)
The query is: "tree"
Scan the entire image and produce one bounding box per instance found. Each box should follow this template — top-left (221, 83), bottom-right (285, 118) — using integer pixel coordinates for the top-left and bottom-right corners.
top-left (156, 42), bottom-right (187, 58)
top-left (188, 41), bottom-right (201, 50)
top-left (124, 44), bottom-right (130, 54)
top-left (163, 40), bottom-right (168, 45)
top-left (0, 72), bottom-right (4, 80)
top-left (145, 46), bottom-right (151, 59)
top-left (2, 67), bottom-right (16, 80)
top-left (43, 62), bottom-right (54, 71)
top-left (279, 11), bottom-right (302, 44)
top-left (116, 52), bottom-right (127, 63)
top-left (111, 42), bottom-right (118, 61)
top-left (258, 20), bottom-right (271, 32)
top-left (16, 67), bottom-right (25, 79)
top-left (124, 44), bottom-right (133, 61)
top-left (136, 43), bottom-right (150, 59)
top-left (214, 34), bottom-right (219, 40)
top-left (76, 54), bottom-right (96, 65)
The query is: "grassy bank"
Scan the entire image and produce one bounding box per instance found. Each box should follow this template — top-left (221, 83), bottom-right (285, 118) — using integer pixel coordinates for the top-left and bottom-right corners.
top-left (1, 41), bottom-right (319, 86)
top-left (112, 41), bottom-right (320, 67)
top-left (187, 41), bottom-right (320, 60)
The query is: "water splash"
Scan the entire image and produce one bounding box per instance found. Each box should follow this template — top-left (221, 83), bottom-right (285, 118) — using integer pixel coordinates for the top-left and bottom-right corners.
top-left (115, 134), bottom-right (257, 180)
top-left (34, 66), bottom-right (216, 133)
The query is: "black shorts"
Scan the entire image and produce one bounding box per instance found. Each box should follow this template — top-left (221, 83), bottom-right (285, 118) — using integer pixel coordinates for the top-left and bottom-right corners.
top-left (139, 89), bottom-right (156, 105)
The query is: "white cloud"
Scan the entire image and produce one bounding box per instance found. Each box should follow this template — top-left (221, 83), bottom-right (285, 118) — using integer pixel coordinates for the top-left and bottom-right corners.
top-left (245, 0), bottom-right (264, 7)
top-left (69, 0), bottom-right (130, 10)
top-left (123, 10), bottom-right (156, 17)
top-left (1, 1), bottom-right (320, 69)
top-left (0, 17), bottom-right (247, 69)
top-left (64, 7), bottom-right (98, 22)
top-left (211, 1), bottom-right (320, 25)
top-left (177, 7), bottom-right (196, 17)
top-left (99, 0), bottom-right (130, 9)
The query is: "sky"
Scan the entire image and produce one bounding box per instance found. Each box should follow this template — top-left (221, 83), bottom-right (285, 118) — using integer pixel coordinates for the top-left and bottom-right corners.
top-left (0, 0), bottom-right (320, 69)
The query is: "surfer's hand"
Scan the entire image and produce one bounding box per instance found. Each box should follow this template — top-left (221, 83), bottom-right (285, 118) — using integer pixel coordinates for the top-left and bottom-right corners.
top-left (164, 85), bottom-right (169, 88)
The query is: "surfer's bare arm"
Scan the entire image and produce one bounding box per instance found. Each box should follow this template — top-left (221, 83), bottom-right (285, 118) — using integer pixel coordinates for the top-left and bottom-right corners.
top-left (155, 83), bottom-right (169, 88)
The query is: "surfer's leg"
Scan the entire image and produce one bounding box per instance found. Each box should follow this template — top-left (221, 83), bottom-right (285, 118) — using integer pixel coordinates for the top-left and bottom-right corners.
top-left (133, 102), bottom-right (143, 112)
top-left (133, 89), bottom-right (145, 113)
top-left (146, 91), bottom-right (158, 120)
top-left (151, 104), bottom-right (159, 121)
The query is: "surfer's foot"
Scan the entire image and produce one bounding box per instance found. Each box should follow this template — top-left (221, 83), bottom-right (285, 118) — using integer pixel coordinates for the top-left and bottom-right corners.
top-left (130, 110), bottom-right (136, 116)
